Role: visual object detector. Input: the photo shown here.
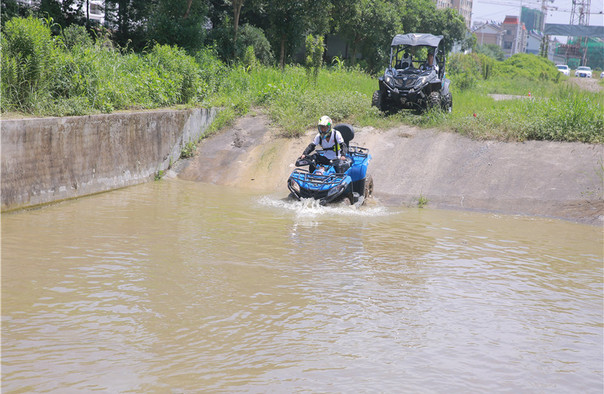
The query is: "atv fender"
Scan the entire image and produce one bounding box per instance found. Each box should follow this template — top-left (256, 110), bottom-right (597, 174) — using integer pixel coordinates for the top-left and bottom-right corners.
top-left (429, 79), bottom-right (442, 93)
top-left (378, 79), bottom-right (397, 95)
top-left (441, 78), bottom-right (451, 96)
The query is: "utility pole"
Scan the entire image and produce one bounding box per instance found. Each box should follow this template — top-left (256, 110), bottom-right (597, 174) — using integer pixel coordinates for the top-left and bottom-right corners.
top-left (515, 0), bottom-right (523, 55)
top-left (570, 0), bottom-right (591, 65)
top-left (540, 0), bottom-right (557, 59)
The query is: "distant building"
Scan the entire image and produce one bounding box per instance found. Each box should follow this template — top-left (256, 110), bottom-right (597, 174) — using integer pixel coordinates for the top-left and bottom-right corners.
top-left (525, 30), bottom-right (543, 55)
top-left (15, 0), bottom-right (104, 25)
top-left (87, 1), bottom-right (104, 24)
top-left (435, 0), bottom-right (472, 29)
top-left (521, 7), bottom-right (544, 32)
top-left (501, 15), bottom-right (527, 57)
top-left (473, 22), bottom-right (505, 47)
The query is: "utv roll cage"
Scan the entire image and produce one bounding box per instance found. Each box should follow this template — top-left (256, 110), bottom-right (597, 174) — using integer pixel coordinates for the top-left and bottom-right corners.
top-left (388, 33), bottom-right (446, 80)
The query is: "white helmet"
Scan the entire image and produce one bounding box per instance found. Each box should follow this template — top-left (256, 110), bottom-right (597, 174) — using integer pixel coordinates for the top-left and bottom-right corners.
top-left (318, 115), bottom-right (332, 136)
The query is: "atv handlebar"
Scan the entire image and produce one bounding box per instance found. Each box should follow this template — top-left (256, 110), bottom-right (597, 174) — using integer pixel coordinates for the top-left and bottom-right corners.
top-left (295, 157), bottom-right (315, 167)
top-left (296, 156), bottom-right (352, 168)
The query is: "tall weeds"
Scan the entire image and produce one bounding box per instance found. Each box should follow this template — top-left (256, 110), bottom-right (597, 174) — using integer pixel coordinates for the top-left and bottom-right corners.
top-left (1, 16), bottom-right (55, 112)
top-left (446, 83), bottom-right (603, 143)
top-left (208, 65), bottom-right (376, 136)
top-left (1, 16), bottom-right (602, 144)
top-left (1, 17), bottom-right (216, 115)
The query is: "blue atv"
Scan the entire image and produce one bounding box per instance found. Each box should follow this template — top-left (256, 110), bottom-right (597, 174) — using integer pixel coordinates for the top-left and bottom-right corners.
top-left (287, 124), bottom-right (373, 205)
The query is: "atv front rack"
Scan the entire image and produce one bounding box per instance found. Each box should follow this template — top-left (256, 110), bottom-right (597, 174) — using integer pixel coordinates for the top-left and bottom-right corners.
top-left (288, 169), bottom-right (350, 202)
top-left (290, 169), bottom-right (347, 188)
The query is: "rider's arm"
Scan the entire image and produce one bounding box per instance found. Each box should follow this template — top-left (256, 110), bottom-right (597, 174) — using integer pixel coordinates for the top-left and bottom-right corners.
top-left (336, 132), bottom-right (347, 158)
top-left (302, 143), bottom-right (316, 157)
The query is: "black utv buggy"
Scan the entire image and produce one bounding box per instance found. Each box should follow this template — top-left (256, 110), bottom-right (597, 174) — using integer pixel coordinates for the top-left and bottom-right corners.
top-left (372, 33), bottom-right (452, 113)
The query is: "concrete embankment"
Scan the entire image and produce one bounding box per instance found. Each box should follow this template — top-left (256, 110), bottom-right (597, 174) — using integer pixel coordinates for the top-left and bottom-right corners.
top-left (3, 109), bottom-right (603, 224)
top-left (1, 108), bottom-right (216, 212)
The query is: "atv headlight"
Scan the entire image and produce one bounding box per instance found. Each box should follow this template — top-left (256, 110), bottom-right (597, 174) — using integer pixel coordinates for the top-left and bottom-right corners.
top-left (290, 179), bottom-right (300, 194)
top-left (327, 183), bottom-right (345, 197)
top-left (385, 76), bottom-right (392, 85)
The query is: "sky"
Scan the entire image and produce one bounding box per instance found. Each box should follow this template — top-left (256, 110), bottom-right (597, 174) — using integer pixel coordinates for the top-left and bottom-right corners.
top-left (471, 0), bottom-right (604, 27)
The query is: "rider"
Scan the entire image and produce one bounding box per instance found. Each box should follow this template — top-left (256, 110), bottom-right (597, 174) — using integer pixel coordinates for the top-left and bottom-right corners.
top-left (300, 115), bottom-right (348, 173)
top-left (399, 52), bottom-right (412, 69)
top-left (421, 50), bottom-right (438, 73)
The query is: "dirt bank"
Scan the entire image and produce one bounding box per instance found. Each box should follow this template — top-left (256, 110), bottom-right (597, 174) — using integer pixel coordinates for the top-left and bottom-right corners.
top-left (177, 112), bottom-right (604, 225)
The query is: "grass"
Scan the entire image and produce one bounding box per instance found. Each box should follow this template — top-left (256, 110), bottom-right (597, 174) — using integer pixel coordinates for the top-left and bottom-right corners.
top-left (206, 65), bottom-right (379, 137)
top-left (2, 16), bottom-right (601, 144)
top-left (207, 65), bottom-right (603, 144)
top-left (417, 195), bottom-right (428, 208)
top-left (442, 82), bottom-right (603, 143)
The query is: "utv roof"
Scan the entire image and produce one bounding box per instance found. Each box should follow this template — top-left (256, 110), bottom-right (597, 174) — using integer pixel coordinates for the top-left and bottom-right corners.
top-left (391, 33), bottom-right (443, 47)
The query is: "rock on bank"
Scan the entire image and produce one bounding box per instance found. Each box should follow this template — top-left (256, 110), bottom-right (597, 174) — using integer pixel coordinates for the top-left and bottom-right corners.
top-left (178, 113), bottom-right (604, 225)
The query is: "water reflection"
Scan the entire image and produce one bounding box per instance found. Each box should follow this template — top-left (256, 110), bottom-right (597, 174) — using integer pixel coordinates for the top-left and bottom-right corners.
top-left (2, 179), bottom-right (602, 392)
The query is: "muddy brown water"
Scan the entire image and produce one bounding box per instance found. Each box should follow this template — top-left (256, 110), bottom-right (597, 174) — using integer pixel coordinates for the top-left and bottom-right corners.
top-left (2, 179), bottom-right (603, 392)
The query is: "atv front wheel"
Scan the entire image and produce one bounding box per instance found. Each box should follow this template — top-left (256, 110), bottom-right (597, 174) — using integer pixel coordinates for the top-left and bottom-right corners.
top-left (364, 175), bottom-right (374, 199)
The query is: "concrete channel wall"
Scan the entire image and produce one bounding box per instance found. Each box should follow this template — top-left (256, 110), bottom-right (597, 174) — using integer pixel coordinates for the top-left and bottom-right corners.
top-left (1, 108), bottom-right (216, 212)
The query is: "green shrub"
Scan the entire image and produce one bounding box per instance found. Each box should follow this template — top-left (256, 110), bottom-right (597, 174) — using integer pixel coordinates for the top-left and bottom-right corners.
top-left (477, 53), bottom-right (495, 80)
top-left (194, 46), bottom-right (228, 95)
top-left (475, 44), bottom-right (505, 61)
top-left (447, 53), bottom-right (481, 77)
top-left (236, 24), bottom-right (274, 66)
top-left (1, 16), bottom-right (56, 111)
top-left (445, 84), bottom-right (603, 143)
top-left (180, 141), bottom-right (197, 158)
top-left (305, 34), bottom-right (324, 83)
top-left (447, 53), bottom-right (481, 90)
top-left (61, 24), bottom-right (92, 50)
top-left (242, 45), bottom-right (258, 70)
top-left (144, 44), bottom-right (203, 104)
top-left (494, 53), bottom-right (560, 82)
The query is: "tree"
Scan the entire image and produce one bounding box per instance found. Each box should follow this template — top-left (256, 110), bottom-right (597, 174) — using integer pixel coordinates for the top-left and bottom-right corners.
top-left (305, 34), bottom-right (324, 82)
top-left (236, 23), bottom-right (274, 65)
top-left (476, 43), bottom-right (505, 61)
top-left (231, 0), bottom-right (244, 57)
top-left (335, 0), bottom-right (401, 72)
top-left (1, 0), bottom-right (32, 27)
top-left (147, 0), bottom-right (209, 52)
top-left (263, 0), bottom-right (307, 69)
top-left (104, 0), bottom-right (152, 50)
top-left (430, 8), bottom-right (467, 54)
top-left (398, 0), bottom-right (436, 33)
top-left (38, 0), bottom-right (85, 28)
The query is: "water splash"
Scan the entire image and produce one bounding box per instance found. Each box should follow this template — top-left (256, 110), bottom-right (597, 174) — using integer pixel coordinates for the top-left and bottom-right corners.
top-left (257, 195), bottom-right (390, 218)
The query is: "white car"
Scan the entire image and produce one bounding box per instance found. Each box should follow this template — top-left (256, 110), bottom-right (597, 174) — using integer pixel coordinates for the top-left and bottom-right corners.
top-left (575, 66), bottom-right (592, 78)
top-left (556, 64), bottom-right (570, 76)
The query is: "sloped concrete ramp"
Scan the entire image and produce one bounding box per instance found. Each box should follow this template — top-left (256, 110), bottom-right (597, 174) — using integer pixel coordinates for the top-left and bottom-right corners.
top-left (178, 113), bottom-right (603, 224)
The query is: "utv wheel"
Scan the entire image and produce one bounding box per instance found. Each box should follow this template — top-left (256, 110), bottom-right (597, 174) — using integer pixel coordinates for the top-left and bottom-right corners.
top-left (364, 175), bottom-right (374, 199)
top-left (427, 91), bottom-right (441, 110)
top-left (372, 90), bottom-right (385, 111)
top-left (442, 94), bottom-right (453, 112)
